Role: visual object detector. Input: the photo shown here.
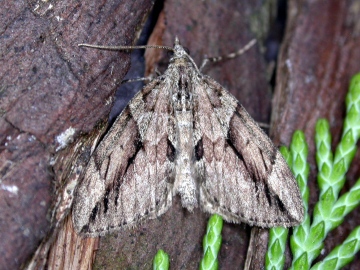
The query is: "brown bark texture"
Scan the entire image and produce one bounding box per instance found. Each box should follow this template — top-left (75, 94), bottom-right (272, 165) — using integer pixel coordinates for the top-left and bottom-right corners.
top-left (1, 0), bottom-right (359, 269)
top-left (0, 0), bottom-right (154, 269)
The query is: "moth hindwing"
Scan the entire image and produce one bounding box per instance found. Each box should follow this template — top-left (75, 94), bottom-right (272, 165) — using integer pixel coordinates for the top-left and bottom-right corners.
top-left (73, 38), bottom-right (304, 236)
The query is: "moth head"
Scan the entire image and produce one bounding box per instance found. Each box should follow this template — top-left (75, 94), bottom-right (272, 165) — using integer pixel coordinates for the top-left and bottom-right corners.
top-left (172, 37), bottom-right (198, 72)
top-left (173, 36), bottom-right (190, 58)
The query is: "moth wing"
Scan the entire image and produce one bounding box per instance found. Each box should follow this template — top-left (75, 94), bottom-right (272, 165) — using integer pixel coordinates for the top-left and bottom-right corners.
top-left (72, 81), bottom-right (175, 236)
top-left (195, 77), bottom-right (304, 227)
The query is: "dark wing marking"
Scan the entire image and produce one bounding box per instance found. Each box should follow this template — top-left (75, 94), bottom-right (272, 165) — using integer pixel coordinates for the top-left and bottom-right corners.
top-left (195, 77), bottom-right (304, 228)
top-left (72, 80), bottom-right (175, 236)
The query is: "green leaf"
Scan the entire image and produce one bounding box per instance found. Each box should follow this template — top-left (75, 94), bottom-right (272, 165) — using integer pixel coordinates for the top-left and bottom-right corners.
top-left (153, 249), bottom-right (169, 270)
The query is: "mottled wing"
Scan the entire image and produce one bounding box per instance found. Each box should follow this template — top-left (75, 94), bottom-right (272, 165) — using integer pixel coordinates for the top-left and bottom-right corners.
top-left (72, 80), bottom-right (175, 236)
top-left (194, 77), bottom-right (304, 227)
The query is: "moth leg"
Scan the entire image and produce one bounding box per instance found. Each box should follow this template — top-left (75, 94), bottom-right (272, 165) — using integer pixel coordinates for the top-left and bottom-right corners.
top-left (199, 39), bottom-right (257, 71)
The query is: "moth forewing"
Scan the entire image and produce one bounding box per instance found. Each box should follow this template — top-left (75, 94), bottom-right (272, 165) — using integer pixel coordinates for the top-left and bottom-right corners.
top-left (192, 76), bottom-right (303, 228)
top-left (72, 80), bottom-right (175, 236)
top-left (73, 38), bottom-right (304, 236)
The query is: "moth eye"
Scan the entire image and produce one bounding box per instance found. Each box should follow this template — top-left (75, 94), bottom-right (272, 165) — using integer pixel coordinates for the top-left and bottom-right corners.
top-left (183, 47), bottom-right (190, 54)
top-left (167, 50), bottom-right (174, 57)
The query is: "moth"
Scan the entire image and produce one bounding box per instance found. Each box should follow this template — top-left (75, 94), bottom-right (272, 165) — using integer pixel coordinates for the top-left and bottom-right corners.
top-left (73, 37), bottom-right (304, 236)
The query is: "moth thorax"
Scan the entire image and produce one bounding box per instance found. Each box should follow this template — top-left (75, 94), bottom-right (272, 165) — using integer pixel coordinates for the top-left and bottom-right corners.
top-left (172, 90), bottom-right (193, 111)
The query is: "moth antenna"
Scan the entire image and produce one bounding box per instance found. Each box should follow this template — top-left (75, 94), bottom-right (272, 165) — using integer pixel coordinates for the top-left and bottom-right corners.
top-left (199, 39), bottom-right (257, 71)
top-left (121, 75), bottom-right (154, 84)
top-left (78, 43), bottom-right (174, 52)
